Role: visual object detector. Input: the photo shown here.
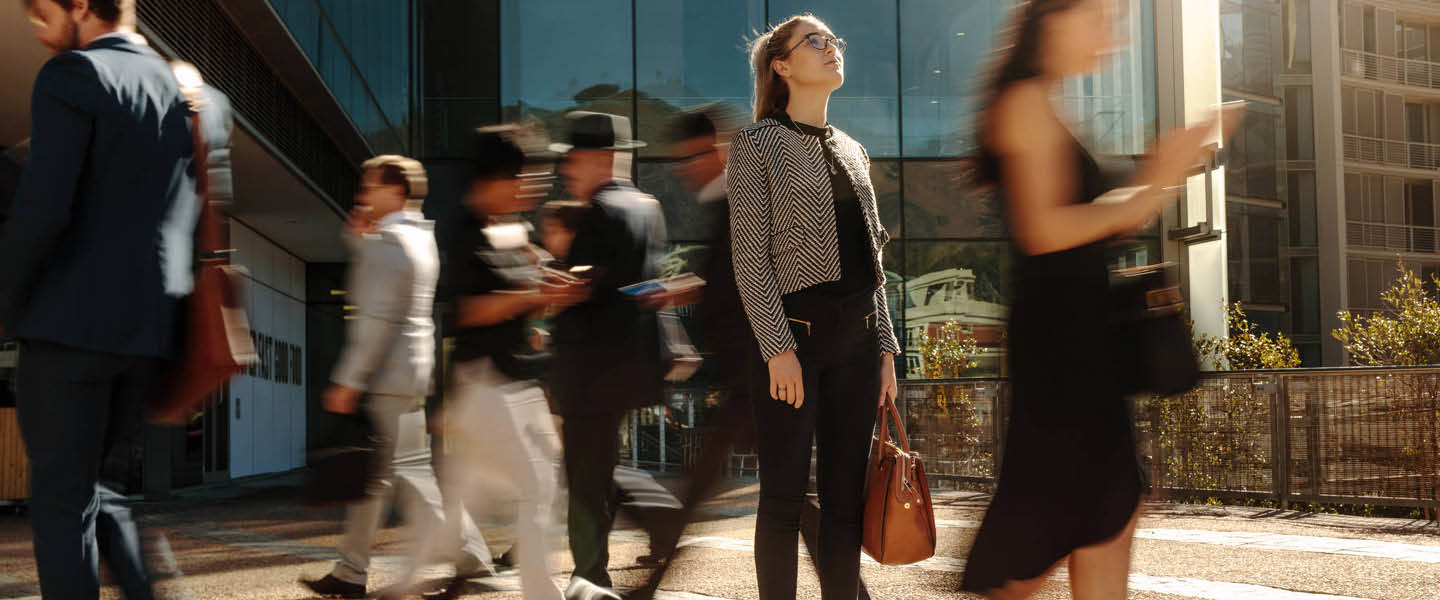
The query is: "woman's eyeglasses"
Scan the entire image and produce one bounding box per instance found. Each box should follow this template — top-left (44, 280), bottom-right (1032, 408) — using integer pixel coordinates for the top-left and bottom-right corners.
top-left (782, 32), bottom-right (846, 58)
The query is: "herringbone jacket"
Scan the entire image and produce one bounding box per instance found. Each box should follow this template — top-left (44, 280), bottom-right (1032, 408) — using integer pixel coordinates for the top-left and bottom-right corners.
top-left (726, 118), bottom-right (901, 361)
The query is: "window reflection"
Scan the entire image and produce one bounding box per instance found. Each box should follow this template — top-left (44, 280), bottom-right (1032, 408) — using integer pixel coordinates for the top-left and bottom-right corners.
top-left (900, 242), bottom-right (1010, 378)
top-left (635, 0), bottom-right (763, 157)
top-left (899, 0), bottom-right (1005, 157)
top-left (903, 160), bottom-right (1003, 239)
top-left (501, 0), bottom-right (633, 134)
top-left (1057, 0), bottom-right (1157, 156)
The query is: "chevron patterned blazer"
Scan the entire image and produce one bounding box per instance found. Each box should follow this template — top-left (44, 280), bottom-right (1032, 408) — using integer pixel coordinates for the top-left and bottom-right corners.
top-left (726, 117), bottom-right (901, 361)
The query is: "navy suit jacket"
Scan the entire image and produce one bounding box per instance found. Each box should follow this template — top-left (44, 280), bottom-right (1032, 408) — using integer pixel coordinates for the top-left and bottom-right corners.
top-left (0, 35), bottom-right (233, 358)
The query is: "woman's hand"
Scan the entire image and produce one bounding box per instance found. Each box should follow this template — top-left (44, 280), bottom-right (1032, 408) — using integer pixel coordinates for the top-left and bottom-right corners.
top-left (878, 352), bottom-right (897, 409)
top-left (768, 350), bottom-right (804, 408)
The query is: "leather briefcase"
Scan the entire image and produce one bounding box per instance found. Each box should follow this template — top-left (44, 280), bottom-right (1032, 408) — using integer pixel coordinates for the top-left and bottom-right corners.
top-left (149, 62), bottom-right (256, 424)
top-left (861, 395), bottom-right (936, 565)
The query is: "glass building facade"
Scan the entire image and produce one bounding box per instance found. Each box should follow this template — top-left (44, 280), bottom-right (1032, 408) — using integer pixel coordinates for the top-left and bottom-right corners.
top-left (1220, 0), bottom-right (1323, 365)
top-left (278, 0), bottom-right (1161, 381)
top-left (426, 0), bottom-right (1158, 380)
top-left (269, 0), bottom-right (416, 155)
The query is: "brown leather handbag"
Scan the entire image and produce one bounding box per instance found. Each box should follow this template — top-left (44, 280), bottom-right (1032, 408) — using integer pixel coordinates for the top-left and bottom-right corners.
top-left (861, 395), bottom-right (937, 565)
top-left (149, 62), bottom-right (257, 424)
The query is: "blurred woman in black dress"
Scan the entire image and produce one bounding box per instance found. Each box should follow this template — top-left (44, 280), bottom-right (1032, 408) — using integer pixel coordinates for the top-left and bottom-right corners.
top-left (961, 0), bottom-right (1240, 598)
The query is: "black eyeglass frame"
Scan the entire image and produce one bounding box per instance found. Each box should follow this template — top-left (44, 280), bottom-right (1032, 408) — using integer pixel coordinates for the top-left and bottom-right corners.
top-left (781, 32), bottom-right (846, 58)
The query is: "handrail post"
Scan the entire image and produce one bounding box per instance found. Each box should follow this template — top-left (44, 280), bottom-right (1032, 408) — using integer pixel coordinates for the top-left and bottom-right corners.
top-left (1273, 374), bottom-right (1290, 510)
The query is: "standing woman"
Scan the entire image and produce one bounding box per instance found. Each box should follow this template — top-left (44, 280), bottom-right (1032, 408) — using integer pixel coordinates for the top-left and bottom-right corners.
top-left (960, 1), bottom-right (1238, 598)
top-left (727, 13), bottom-right (901, 600)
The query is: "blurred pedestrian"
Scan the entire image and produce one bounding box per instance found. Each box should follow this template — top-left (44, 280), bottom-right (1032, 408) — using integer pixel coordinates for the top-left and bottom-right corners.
top-left (546, 111), bottom-right (678, 599)
top-left (727, 13), bottom-right (903, 600)
top-left (301, 156), bottom-right (496, 599)
top-left (0, 1), bottom-right (230, 597)
top-left (380, 126), bottom-right (585, 600)
top-left (957, 1), bottom-right (1240, 598)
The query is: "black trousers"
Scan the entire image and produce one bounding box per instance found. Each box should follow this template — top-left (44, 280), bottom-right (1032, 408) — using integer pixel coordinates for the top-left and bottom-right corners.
top-left (753, 291), bottom-right (882, 600)
top-left (563, 410), bottom-right (683, 588)
top-left (631, 341), bottom-right (872, 600)
top-left (15, 340), bottom-right (161, 600)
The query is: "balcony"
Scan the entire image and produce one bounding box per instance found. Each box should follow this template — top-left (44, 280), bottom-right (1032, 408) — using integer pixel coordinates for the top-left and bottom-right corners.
top-left (1347, 220), bottom-right (1440, 253)
top-left (1342, 48), bottom-right (1440, 90)
top-left (1344, 133), bottom-right (1440, 170)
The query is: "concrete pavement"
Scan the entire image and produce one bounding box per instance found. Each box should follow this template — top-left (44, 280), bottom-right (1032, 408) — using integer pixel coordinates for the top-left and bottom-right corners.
top-left (0, 474), bottom-right (1436, 599)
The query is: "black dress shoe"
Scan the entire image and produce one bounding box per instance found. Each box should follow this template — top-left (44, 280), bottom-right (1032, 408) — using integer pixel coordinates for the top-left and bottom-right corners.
top-left (299, 574), bottom-right (366, 598)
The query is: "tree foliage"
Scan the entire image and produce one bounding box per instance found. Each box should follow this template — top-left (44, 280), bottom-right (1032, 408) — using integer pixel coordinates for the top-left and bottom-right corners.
top-left (1194, 302), bottom-right (1302, 370)
top-left (1333, 260), bottom-right (1440, 366)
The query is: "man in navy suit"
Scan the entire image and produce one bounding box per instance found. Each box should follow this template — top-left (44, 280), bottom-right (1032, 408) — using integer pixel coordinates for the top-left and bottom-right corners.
top-left (0, 1), bottom-right (232, 597)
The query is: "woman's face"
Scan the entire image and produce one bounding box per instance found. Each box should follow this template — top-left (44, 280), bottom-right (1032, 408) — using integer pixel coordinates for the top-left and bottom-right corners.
top-left (1041, 0), bottom-right (1117, 77)
top-left (774, 19), bottom-right (844, 94)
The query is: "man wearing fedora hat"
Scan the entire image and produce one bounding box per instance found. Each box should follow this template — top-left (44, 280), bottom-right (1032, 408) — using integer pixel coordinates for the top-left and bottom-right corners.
top-left (546, 111), bottom-right (678, 597)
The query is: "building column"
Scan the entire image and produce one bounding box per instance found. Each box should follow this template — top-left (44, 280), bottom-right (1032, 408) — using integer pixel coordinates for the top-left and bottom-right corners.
top-left (1157, 0), bottom-right (1229, 353)
top-left (1312, 0), bottom-right (1347, 365)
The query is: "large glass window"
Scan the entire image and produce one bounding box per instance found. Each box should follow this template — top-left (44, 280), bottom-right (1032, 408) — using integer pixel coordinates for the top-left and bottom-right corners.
top-left (270, 0), bottom-right (413, 154)
top-left (500, 0), bottom-right (634, 133)
top-left (902, 161), bottom-right (1004, 239)
top-left (1225, 99), bottom-right (1281, 201)
top-left (635, 0), bottom-right (764, 157)
top-left (1060, 0), bottom-right (1157, 155)
top-left (899, 0), bottom-right (1006, 157)
top-left (422, 0), bottom-right (499, 157)
top-left (1221, 0), bottom-right (1279, 98)
top-left (769, 0), bottom-right (900, 157)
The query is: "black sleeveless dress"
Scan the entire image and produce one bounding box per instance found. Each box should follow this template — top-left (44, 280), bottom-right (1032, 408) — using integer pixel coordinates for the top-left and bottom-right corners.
top-left (959, 136), bottom-right (1145, 593)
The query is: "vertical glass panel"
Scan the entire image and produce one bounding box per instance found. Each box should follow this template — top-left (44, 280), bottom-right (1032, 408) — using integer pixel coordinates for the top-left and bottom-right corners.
top-left (1226, 100), bottom-right (1280, 201)
top-left (902, 161), bottom-right (1004, 239)
top-left (1282, 0), bottom-right (1311, 74)
top-left (269, 0), bottom-right (321, 59)
top-left (501, 0), bottom-right (634, 135)
top-left (1406, 103), bottom-right (1427, 143)
top-left (1290, 254), bottom-right (1319, 333)
top-left (1221, 0), bottom-right (1278, 97)
top-left (899, 0), bottom-right (1007, 157)
top-left (1347, 259), bottom-right (1366, 310)
top-left (634, 0), bottom-right (764, 157)
top-left (1059, 0), bottom-right (1156, 155)
top-left (1247, 208), bottom-right (1283, 304)
top-left (1288, 171), bottom-right (1316, 246)
top-left (1284, 87), bottom-right (1314, 160)
top-left (423, 0), bottom-right (499, 157)
top-left (768, 0), bottom-right (900, 157)
top-left (902, 242), bottom-right (1010, 378)
top-left (870, 159), bottom-right (902, 238)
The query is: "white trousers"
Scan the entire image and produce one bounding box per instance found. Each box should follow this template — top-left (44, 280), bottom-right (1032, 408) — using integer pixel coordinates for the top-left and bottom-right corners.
top-left (331, 394), bottom-right (493, 585)
top-left (387, 360), bottom-right (563, 600)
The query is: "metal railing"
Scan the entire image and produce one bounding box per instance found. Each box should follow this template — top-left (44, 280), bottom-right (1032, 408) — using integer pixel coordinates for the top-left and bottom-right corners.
top-left (1343, 134), bottom-right (1440, 171)
top-left (901, 368), bottom-right (1440, 510)
top-left (1342, 48), bottom-right (1440, 90)
top-left (634, 368), bottom-right (1440, 511)
top-left (1346, 220), bottom-right (1440, 253)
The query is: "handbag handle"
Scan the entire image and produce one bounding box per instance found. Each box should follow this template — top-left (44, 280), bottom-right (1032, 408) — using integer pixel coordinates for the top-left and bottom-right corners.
top-left (875, 393), bottom-right (912, 454)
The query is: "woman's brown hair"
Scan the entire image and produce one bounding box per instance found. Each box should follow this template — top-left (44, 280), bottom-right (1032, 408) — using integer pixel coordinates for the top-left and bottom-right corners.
top-left (746, 14), bottom-right (823, 123)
